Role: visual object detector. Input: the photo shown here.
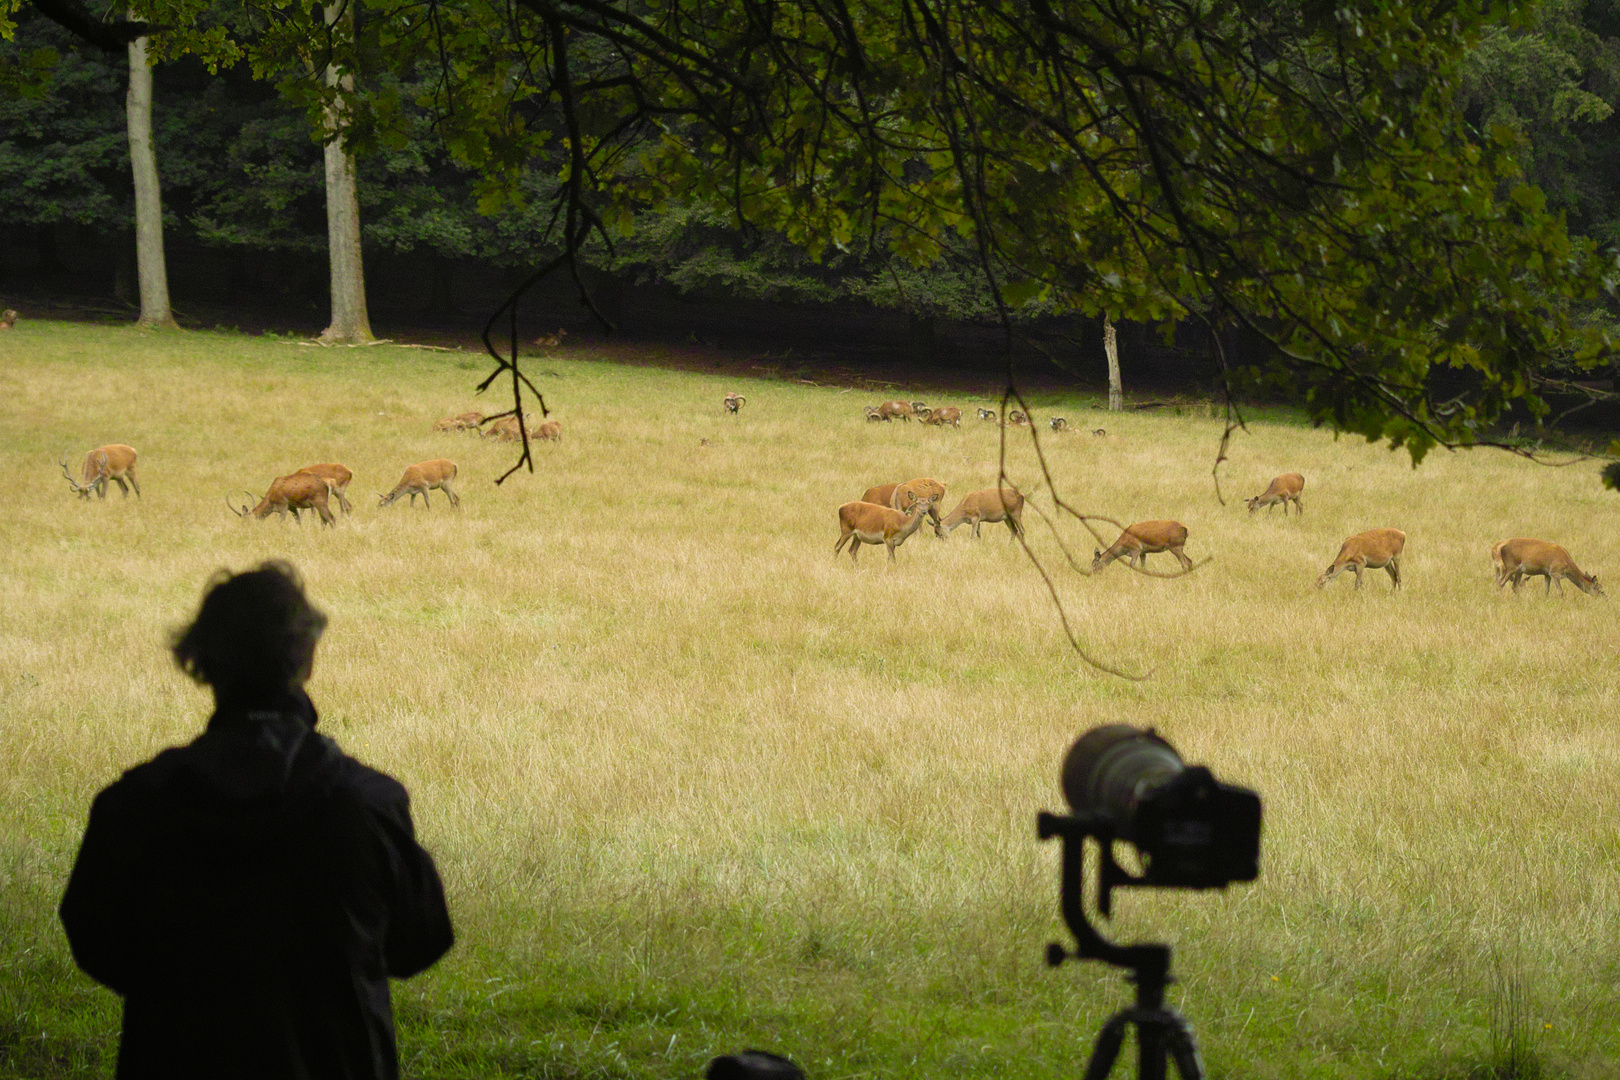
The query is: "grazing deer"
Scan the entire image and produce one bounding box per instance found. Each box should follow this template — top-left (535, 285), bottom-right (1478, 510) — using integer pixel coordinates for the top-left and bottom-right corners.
top-left (1317, 528), bottom-right (1405, 590)
top-left (483, 416), bottom-right (522, 441)
top-left (892, 477), bottom-right (947, 526)
top-left (861, 482), bottom-right (899, 507)
top-left (379, 460), bottom-right (460, 509)
top-left (535, 419), bottom-right (562, 441)
top-left (228, 473), bottom-right (336, 527)
top-left (0, 310), bottom-right (17, 330)
top-left (1246, 473), bottom-right (1305, 516)
top-left (432, 411), bottom-right (484, 432)
top-left (723, 392), bottom-right (747, 414)
top-left (923, 406), bottom-right (962, 427)
top-left (294, 463), bottom-right (354, 514)
top-left (1092, 520), bottom-right (1193, 573)
top-left (977, 408), bottom-right (997, 422)
top-left (833, 496), bottom-right (937, 563)
top-left (61, 445), bottom-right (140, 499)
top-left (1492, 538), bottom-right (1604, 596)
top-left (939, 488), bottom-right (1025, 539)
top-left (877, 400), bottom-right (914, 422)
top-left (865, 405), bottom-right (885, 422)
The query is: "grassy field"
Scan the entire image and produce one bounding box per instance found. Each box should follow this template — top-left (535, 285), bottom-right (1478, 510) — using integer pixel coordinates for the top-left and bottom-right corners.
top-left (2, 321), bottom-right (1618, 1079)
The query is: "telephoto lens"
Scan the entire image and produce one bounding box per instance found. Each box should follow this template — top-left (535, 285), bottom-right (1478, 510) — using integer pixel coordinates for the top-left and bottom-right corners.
top-left (1060, 725), bottom-right (1261, 889)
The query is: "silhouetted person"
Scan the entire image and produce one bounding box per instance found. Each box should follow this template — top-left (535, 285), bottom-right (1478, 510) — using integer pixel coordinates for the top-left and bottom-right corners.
top-left (60, 561), bottom-right (453, 1079)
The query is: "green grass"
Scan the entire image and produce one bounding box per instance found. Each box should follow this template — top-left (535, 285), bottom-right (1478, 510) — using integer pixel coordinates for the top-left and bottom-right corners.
top-left (2, 321), bottom-right (1618, 1079)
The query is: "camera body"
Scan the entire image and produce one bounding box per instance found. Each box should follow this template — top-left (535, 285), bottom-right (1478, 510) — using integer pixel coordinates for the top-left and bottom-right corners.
top-left (1057, 724), bottom-right (1261, 894)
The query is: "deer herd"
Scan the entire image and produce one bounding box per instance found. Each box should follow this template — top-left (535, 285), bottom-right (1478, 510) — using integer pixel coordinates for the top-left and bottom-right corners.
top-left (57, 390), bottom-right (1605, 598)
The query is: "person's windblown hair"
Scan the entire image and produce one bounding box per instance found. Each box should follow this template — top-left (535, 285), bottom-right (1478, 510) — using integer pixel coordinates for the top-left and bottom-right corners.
top-left (171, 560), bottom-right (328, 694)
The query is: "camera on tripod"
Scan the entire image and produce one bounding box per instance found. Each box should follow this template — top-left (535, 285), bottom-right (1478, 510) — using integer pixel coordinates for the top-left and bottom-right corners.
top-left (1039, 725), bottom-right (1263, 1080)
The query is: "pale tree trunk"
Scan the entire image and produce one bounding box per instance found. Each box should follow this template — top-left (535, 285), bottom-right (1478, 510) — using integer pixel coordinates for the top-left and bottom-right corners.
top-left (317, 1), bottom-right (374, 345)
top-left (126, 26), bottom-right (177, 328)
top-left (1104, 317), bottom-right (1122, 411)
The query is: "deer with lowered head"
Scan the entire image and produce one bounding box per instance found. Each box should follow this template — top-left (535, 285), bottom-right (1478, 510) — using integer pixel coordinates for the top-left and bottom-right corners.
top-left (876, 400), bottom-right (914, 422)
top-left (228, 473), bottom-right (336, 527)
top-left (833, 495), bottom-right (938, 563)
top-left (432, 411), bottom-right (484, 432)
top-left (379, 460), bottom-right (460, 509)
top-left (295, 463), bottom-right (354, 514)
top-left (1492, 538), bottom-right (1604, 596)
top-left (1246, 473), bottom-right (1305, 516)
top-left (62, 445), bottom-right (140, 499)
top-left (1091, 520), bottom-right (1194, 573)
top-left (923, 406), bottom-right (962, 427)
top-left (1317, 528), bottom-right (1405, 590)
top-left (939, 488), bottom-right (1024, 539)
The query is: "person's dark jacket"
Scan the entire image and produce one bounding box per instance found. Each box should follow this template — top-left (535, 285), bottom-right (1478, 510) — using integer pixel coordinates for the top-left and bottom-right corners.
top-left (59, 691), bottom-right (454, 1080)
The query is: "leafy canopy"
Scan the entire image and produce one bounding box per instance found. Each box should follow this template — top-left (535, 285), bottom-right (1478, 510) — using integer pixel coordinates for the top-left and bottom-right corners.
top-left (5, 0), bottom-right (1616, 458)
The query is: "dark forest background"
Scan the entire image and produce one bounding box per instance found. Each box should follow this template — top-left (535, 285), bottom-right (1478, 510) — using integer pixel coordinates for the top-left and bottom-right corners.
top-left (7, 1), bottom-right (1620, 403)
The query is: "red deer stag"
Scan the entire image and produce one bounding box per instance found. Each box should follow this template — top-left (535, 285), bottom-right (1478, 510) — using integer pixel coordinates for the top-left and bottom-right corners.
top-left (939, 488), bottom-right (1025, 539)
top-left (61, 445), bottom-right (140, 499)
top-left (1317, 528), bottom-right (1405, 590)
top-left (1246, 473), bottom-right (1305, 516)
top-left (1492, 538), bottom-right (1604, 596)
top-left (832, 496), bottom-right (937, 563)
top-left (379, 460), bottom-right (460, 509)
top-left (228, 473), bottom-right (336, 527)
top-left (1092, 520), bottom-right (1194, 573)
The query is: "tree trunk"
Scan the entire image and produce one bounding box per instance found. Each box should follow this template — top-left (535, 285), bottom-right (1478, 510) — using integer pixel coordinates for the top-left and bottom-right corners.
top-left (317, 1), bottom-right (374, 345)
top-left (1105, 316), bottom-right (1122, 412)
top-left (126, 26), bottom-right (177, 328)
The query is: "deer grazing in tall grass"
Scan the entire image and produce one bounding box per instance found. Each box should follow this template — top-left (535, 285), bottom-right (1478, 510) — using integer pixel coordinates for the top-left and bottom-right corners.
top-left (61, 445), bottom-right (140, 499)
top-left (876, 400), bottom-right (914, 422)
top-left (432, 411), bottom-right (484, 432)
top-left (923, 406), bottom-right (961, 427)
top-left (1246, 473), bottom-right (1305, 516)
top-left (379, 460), bottom-right (460, 509)
top-left (939, 488), bottom-right (1024, 539)
top-left (295, 463), bottom-right (353, 514)
top-left (228, 473), bottom-right (336, 527)
top-left (1491, 538), bottom-right (1604, 596)
top-left (1316, 528), bottom-right (1405, 590)
top-left (833, 496), bottom-right (938, 563)
top-left (723, 392), bottom-right (747, 414)
top-left (1091, 521), bottom-right (1193, 573)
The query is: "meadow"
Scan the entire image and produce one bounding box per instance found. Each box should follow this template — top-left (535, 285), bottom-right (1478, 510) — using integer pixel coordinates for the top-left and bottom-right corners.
top-left (1, 321), bottom-right (1617, 1079)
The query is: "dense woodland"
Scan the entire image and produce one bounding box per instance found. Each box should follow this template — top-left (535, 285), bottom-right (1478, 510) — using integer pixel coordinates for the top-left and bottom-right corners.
top-left (4, 0), bottom-right (1620, 450)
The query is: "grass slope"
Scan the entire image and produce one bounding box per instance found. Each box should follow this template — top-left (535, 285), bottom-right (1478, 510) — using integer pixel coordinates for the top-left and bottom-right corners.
top-left (1, 322), bottom-right (1617, 1079)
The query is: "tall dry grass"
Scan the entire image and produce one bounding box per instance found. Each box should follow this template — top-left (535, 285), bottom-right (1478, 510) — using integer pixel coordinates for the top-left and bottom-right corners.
top-left (1, 321), bottom-right (1617, 1078)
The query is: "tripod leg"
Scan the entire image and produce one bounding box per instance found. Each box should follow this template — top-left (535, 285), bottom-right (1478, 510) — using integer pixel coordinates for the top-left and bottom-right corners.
top-left (1164, 1015), bottom-right (1206, 1080)
top-left (1082, 1013), bottom-right (1132, 1080)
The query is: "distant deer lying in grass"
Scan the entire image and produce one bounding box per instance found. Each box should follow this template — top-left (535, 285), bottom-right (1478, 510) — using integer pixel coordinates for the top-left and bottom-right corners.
top-left (228, 473), bottom-right (336, 527)
top-left (1007, 410), bottom-right (1029, 426)
top-left (833, 496), bottom-right (937, 563)
top-left (1091, 520), bottom-right (1193, 573)
top-left (939, 488), bottom-right (1024, 539)
top-left (1492, 538), bottom-right (1604, 596)
top-left (977, 408), bottom-right (997, 422)
top-left (295, 463), bottom-right (353, 514)
top-left (1317, 528), bottom-right (1404, 590)
top-left (61, 445), bottom-right (140, 499)
top-left (379, 460), bottom-right (460, 509)
top-left (1246, 473), bottom-right (1305, 516)
top-left (532, 329), bottom-right (567, 348)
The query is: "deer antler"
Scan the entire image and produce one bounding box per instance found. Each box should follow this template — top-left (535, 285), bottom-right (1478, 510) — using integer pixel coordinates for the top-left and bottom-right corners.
top-left (60, 455), bottom-right (83, 491)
